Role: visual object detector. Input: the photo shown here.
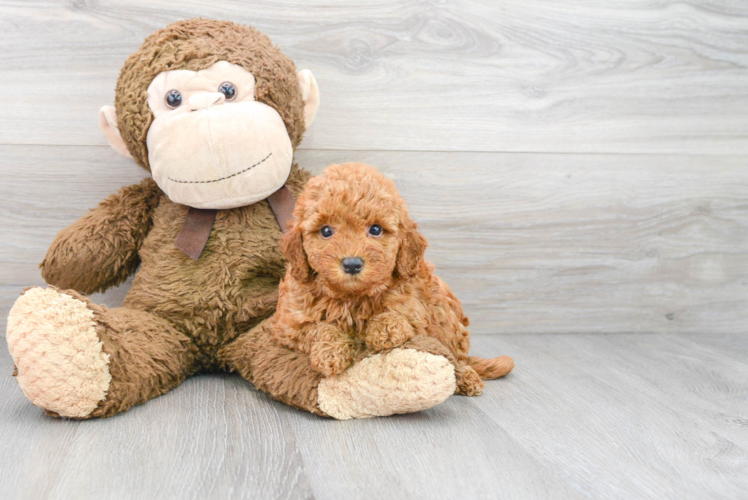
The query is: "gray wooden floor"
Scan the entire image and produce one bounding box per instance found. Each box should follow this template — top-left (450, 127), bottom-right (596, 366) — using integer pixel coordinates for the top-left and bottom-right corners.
top-left (1, 1), bottom-right (747, 499)
top-left (0, 333), bottom-right (745, 499)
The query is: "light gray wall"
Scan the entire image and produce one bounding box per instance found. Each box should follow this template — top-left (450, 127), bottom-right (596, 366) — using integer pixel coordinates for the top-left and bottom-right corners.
top-left (1, 1), bottom-right (746, 334)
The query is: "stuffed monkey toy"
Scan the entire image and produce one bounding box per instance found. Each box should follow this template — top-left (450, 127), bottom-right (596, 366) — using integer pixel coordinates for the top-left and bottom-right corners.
top-left (5, 19), bottom-right (458, 419)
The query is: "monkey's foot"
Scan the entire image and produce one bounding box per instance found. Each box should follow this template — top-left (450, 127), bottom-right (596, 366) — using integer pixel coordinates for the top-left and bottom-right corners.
top-left (317, 348), bottom-right (455, 420)
top-left (7, 287), bottom-right (111, 418)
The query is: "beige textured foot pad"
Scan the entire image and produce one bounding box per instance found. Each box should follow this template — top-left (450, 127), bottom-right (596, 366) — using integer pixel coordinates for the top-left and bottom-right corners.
top-left (6, 288), bottom-right (111, 418)
top-left (317, 348), bottom-right (456, 420)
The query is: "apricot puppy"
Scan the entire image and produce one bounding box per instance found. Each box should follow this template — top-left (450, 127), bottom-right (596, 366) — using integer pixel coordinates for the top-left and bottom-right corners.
top-left (272, 163), bottom-right (514, 396)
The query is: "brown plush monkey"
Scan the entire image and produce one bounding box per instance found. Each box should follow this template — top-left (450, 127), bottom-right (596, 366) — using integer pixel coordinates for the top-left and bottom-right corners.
top-left (6, 19), bottom-right (458, 419)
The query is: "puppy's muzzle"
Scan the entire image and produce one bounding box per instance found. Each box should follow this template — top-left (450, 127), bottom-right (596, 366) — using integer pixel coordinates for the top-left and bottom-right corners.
top-left (341, 257), bottom-right (364, 275)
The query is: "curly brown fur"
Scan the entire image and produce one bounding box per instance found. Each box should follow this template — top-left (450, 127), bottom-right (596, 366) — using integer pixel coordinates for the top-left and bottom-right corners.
top-left (116, 18), bottom-right (306, 170)
top-left (273, 163), bottom-right (514, 395)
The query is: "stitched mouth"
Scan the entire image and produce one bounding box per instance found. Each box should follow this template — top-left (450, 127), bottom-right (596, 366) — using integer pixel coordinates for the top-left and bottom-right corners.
top-left (168, 152), bottom-right (273, 184)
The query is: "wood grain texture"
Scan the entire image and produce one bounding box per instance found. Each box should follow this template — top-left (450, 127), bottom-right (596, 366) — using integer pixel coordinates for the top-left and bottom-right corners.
top-left (471, 334), bottom-right (748, 499)
top-left (0, 332), bottom-right (745, 499)
top-left (1, 0), bottom-right (747, 153)
top-left (2, 146), bottom-right (746, 334)
top-left (1, 3), bottom-right (746, 499)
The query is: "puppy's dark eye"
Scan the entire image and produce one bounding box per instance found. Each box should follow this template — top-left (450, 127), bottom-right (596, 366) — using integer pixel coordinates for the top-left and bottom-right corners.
top-left (320, 225), bottom-right (334, 239)
top-left (218, 82), bottom-right (237, 101)
top-left (165, 89), bottom-right (182, 109)
top-left (368, 224), bottom-right (383, 237)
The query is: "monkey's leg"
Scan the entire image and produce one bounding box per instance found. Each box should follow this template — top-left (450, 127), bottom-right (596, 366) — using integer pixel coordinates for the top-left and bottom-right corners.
top-left (7, 287), bottom-right (196, 418)
top-left (219, 319), bottom-right (326, 416)
top-left (220, 321), bottom-right (457, 419)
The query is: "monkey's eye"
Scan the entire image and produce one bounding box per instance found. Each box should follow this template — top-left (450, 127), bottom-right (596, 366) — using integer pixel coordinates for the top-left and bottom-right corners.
top-left (218, 82), bottom-right (237, 101)
top-left (368, 224), bottom-right (383, 237)
top-left (165, 89), bottom-right (182, 109)
top-left (319, 226), bottom-right (334, 239)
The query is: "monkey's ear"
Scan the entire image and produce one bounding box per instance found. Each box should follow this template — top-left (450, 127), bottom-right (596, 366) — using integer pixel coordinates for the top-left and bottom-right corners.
top-left (98, 106), bottom-right (133, 159)
top-left (297, 69), bottom-right (320, 129)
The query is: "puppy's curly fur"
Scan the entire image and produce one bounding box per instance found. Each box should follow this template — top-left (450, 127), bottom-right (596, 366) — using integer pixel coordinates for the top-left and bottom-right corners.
top-left (272, 163), bottom-right (514, 395)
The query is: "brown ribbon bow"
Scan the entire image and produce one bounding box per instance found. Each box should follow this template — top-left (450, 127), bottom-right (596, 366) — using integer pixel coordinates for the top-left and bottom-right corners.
top-left (175, 185), bottom-right (296, 261)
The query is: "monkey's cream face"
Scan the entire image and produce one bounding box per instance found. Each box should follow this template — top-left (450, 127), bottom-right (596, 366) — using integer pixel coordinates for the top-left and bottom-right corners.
top-left (145, 61), bottom-right (293, 209)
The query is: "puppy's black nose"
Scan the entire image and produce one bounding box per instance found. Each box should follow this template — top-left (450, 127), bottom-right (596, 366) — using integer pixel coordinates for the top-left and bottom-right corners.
top-left (342, 257), bottom-right (364, 275)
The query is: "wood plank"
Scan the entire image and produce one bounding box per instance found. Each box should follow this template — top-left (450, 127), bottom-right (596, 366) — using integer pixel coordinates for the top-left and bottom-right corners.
top-left (1, 1), bottom-right (747, 153)
top-left (1, 333), bottom-right (745, 498)
top-left (470, 334), bottom-right (748, 499)
top-left (562, 333), bottom-right (748, 449)
top-left (681, 331), bottom-right (748, 356)
top-left (0, 346), bottom-right (315, 499)
top-left (2, 146), bottom-right (746, 334)
top-left (288, 400), bottom-right (584, 500)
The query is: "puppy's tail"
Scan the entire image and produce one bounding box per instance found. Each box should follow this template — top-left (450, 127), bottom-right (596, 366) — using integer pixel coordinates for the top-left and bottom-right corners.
top-left (468, 355), bottom-right (514, 380)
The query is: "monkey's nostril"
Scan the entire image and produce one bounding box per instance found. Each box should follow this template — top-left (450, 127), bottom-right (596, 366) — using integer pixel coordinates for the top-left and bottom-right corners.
top-left (341, 257), bottom-right (364, 275)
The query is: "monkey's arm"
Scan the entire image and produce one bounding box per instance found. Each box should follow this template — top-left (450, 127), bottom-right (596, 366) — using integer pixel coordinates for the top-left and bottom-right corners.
top-left (40, 177), bottom-right (162, 294)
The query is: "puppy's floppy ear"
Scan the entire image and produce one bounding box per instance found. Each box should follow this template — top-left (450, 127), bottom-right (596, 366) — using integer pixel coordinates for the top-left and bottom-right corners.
top-left (281, 223), bottom-right (313, 282)
top-left (396, 219), bottom-right (428, 278)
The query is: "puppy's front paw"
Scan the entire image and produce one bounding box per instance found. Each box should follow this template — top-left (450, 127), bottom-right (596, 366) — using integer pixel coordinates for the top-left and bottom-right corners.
top-left (365, 313), bottom-right (416, 351)
top-left (310, 340), bottom-right (355, 377)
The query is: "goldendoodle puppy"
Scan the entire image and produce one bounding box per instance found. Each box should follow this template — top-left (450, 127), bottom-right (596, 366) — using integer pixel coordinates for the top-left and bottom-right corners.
top-left (271, 163), bottom-right (514, 396)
